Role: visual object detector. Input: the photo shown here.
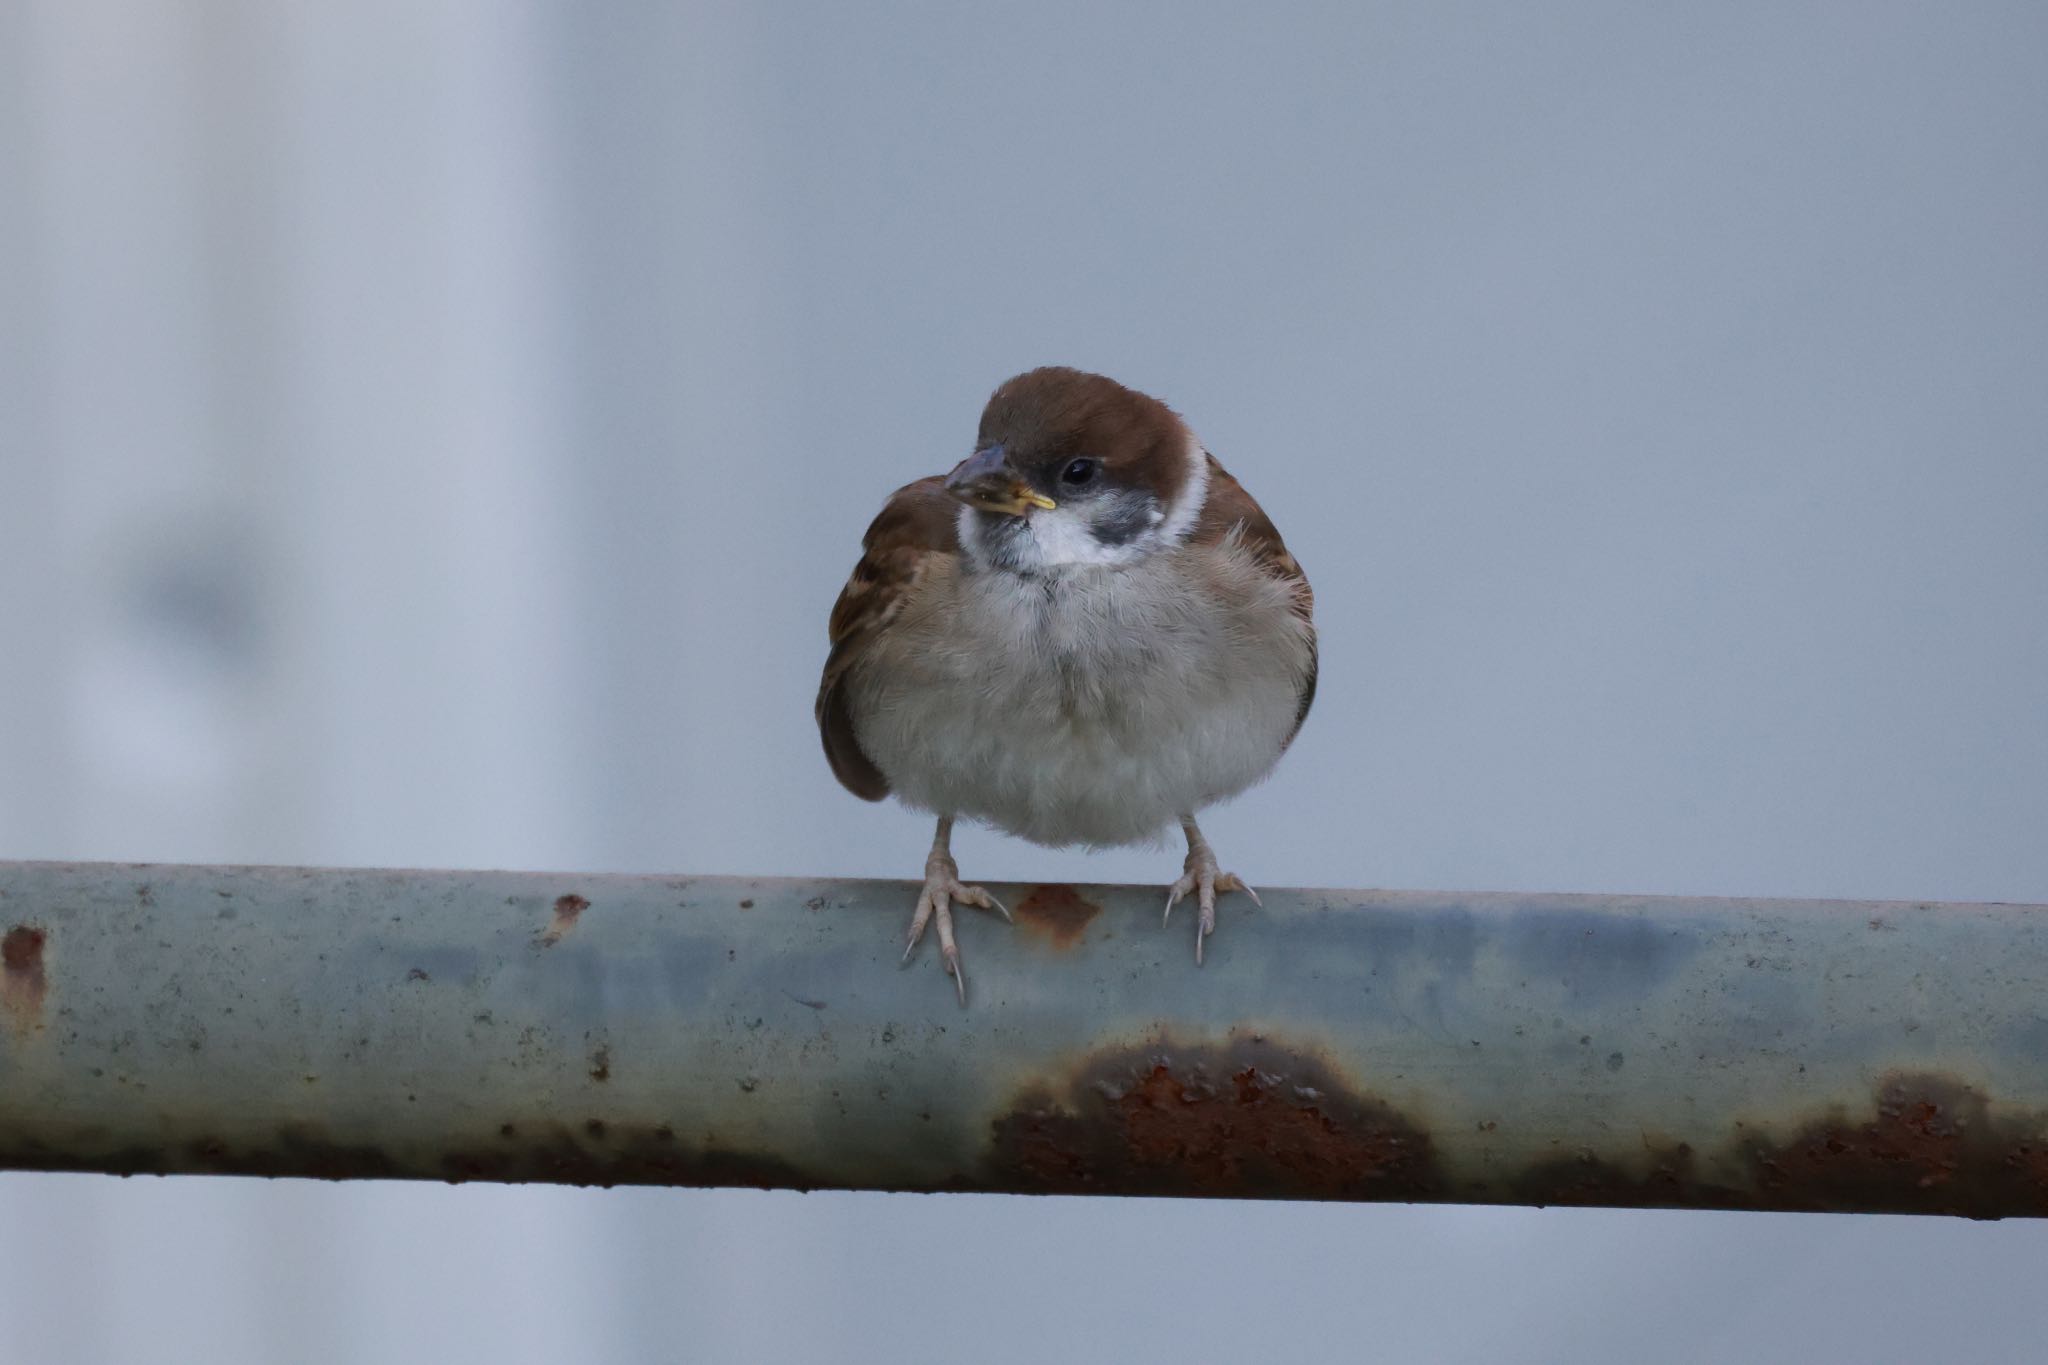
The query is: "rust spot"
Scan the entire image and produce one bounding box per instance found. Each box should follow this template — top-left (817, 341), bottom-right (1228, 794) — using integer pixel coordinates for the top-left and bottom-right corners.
top-left (1507, 1074), bottom-right (2048, 1218)
top-left (590, 1046), bottom-right (612, 1082)
top-left (1013, 885), bottom-right (1102, 950)
top-left (984, 1043), bottom-right (2048, 1217)
top-left (538, 894), bottom-right (590, 946)
top-left (1741, 1074), bottom-right (2048, 1218)
top-left (2, 924), bottom-right (47, 1032)
top-left (989, 1036), bottom-right (1439, 1200)
top-left (1, 925), bottom-right (43, 971)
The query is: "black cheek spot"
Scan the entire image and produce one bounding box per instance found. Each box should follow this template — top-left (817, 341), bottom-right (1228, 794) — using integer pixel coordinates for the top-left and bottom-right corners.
top-left (1092, 493), bottom-right (1158, 547)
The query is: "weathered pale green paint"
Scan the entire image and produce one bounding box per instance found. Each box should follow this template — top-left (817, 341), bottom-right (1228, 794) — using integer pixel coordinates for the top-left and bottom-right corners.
top-left (2, 861), bottom-right (2045, 1215)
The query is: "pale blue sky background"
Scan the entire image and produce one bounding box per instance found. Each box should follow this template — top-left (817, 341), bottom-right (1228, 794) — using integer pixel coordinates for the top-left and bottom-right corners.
top-left (3, 2), bottom-right (2046, 1361)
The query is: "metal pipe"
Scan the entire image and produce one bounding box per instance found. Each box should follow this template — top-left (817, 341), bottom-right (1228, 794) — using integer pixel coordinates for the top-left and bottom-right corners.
top-left (2, 860), bottom-right (2046, 1217)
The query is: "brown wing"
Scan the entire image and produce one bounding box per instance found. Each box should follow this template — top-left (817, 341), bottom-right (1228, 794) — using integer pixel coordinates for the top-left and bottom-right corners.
top-left (816, 476), bottom-right (961, 799)
top-left (1190, 453), bottom-right (1318, 745)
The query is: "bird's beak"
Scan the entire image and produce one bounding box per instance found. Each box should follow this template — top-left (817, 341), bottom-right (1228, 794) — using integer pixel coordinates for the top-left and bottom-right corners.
top-left (944, 444), bottom-right (1056, 516)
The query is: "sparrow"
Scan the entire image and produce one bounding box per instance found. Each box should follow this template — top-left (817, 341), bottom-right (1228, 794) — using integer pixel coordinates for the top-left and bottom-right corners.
top-left (816, 367), bottom-right (1316, 1001)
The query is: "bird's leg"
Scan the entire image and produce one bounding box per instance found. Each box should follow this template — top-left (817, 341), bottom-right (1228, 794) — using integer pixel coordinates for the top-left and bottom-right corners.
top-left (1162, 814), bottom-right (1260, 965)
top-left (903, 815), bottom-right (1008, 1005)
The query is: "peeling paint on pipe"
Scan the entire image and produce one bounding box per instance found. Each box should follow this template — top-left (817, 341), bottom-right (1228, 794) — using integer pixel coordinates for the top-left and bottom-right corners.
top-left (2, 861), bottom-right (2046, 1217)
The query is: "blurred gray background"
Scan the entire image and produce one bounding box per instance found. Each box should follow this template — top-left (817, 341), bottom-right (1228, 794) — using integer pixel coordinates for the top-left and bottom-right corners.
top-left (3, 1), bottom-right (2046, 1361)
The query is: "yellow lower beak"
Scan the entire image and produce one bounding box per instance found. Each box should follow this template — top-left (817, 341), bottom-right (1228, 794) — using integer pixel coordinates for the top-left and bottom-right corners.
top-left (956, 484), bottom-right (1056, 517)
top-left (944, 446), bottom-right (1058, 515)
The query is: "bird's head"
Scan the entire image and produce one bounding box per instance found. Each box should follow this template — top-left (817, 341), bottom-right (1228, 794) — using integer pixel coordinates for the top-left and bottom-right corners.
top-left (945, 367), bottom-right (1211, 575)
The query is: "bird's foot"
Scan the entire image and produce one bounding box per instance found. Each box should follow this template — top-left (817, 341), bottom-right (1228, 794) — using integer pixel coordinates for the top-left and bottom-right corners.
top-left (1163, 846), bottom-right (1260, 965)
top-left (904, 850), bottom-right (1008, 1005)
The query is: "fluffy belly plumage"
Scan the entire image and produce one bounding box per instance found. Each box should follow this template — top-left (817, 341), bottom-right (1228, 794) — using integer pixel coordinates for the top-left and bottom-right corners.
top-left (847, 548), bottom-right (1311, 848)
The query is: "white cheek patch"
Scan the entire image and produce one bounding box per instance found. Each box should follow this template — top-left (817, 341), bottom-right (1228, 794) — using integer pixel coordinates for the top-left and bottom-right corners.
top-left (956, 502), bottom-right (1112, 572)
top-left (1026, 505), bottom-right (1146, 568)
top-left (1156, 431), bottom-right (1212, 547)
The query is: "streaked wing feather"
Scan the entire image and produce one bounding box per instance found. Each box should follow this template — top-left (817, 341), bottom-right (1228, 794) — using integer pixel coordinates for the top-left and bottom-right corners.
top-left (816, 476), bottom-right (960, 799)
top-left (1190, 454), bottom-right (1318, 745)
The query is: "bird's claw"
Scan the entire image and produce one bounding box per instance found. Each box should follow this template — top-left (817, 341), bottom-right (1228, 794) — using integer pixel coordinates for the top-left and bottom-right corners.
top-left (1163, 860), bottom-right (1257, 965)
top-left (904, 856), bottom-right (1004, 1005)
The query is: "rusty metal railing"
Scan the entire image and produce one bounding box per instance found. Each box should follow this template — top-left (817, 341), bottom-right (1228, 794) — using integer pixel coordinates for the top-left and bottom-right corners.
top-left (3, 860), bottom-right (2046, 1217)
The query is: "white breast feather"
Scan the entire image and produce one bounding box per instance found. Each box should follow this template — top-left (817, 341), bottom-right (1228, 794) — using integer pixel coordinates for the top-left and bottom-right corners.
top-left (848, 532), bottom-right (1311, 848)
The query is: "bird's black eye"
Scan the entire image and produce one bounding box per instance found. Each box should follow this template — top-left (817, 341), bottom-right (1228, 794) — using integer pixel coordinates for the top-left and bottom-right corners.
top-left (1060, 457), bottom-right (1098, 487)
